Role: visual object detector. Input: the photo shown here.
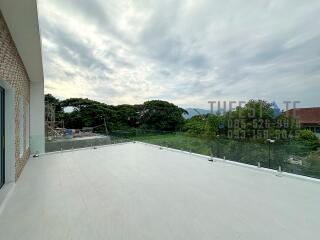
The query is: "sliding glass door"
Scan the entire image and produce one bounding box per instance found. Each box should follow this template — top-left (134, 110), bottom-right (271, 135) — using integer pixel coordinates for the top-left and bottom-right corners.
top-left (0, 86), bottom-right (4, 189)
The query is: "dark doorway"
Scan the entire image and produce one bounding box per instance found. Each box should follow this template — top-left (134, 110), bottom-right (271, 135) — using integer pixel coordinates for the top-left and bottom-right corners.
top-left (0, 86), bottom-right (4, 189)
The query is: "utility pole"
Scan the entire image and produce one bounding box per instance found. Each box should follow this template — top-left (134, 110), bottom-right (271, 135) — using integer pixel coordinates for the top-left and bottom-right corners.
top-left (267, 139), bottom-right (275, 169)
top-left (103, 117), bottom-right (108, 135)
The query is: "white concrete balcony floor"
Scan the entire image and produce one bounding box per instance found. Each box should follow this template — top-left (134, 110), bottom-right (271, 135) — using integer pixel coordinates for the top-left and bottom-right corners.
top-left (0, 142), bottom-right (319, 240)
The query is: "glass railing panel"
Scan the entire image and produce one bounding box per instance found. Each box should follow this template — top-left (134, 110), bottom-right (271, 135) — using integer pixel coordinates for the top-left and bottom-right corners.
top-left (45, 133), bottom-right (131, 153)
top-left (44, 129), bottom-right (320, 179)
top-left (109, 130), bottom-right (320, 179)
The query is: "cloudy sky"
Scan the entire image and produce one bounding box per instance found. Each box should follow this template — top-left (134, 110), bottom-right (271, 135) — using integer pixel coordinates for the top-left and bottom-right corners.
top-left (38, 0), bottom-right (320, 109)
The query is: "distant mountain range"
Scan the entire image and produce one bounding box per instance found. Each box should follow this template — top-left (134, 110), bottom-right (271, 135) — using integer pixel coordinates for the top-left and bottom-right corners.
top-left (183, 108), bottom-right (211, 119)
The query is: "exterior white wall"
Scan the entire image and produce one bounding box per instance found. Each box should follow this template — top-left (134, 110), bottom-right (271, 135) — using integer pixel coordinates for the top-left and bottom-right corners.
top-left (0, 0), bottom-right (44, 181)
top-left (0, 0), bottom-right (44, 85)
top-left (30, 81), bottom-right (45, 154)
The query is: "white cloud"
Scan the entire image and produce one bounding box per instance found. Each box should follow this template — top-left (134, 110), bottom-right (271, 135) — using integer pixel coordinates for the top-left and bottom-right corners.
top-left (39, 0), bottom-right (320, 109)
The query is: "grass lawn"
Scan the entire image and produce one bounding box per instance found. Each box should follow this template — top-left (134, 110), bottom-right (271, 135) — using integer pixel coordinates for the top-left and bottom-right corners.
top-left (132, 133), bottom-right (212, 156)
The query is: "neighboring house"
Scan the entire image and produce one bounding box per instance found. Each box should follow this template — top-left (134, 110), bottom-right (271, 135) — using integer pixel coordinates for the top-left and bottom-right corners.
top-left (0, 0), bottom-right (44, 189)
top-left (286, 107), bottom-right (320, 136)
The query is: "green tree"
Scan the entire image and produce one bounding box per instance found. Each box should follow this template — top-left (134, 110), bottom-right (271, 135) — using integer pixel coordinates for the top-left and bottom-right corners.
top-left (297, 130), bottom-right (319, 149)
top-left (112, 104), bottom-right (139, 129)
top-left (205, 114), bottom-right (224, 139)
top-left (224, 100), bottom-right (276, 140)
top-left (60, 98), bottom-right (111, 130)
top-left (138, 100), bottom-right (187, 131)
top-left (47, 96), bottom-right (187, 132)
top-left (184, 114), bottom-right (224, 139)
top-left (184, 115), bottom-right (207, 136)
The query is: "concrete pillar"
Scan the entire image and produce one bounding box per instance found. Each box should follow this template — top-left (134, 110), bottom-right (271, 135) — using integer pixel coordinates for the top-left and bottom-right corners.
top-left (30, 81), bottom-right (45, 154)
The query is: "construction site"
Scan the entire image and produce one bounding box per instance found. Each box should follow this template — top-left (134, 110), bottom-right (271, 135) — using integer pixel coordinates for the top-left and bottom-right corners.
top-left (45, 102), bottom-right (112, 152)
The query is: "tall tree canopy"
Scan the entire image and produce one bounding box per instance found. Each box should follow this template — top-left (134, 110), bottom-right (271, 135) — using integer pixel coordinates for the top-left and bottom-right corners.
top-left (138, 100), bottom-right (187, 131)
top-left (45, 95), bottom-right (186, 132)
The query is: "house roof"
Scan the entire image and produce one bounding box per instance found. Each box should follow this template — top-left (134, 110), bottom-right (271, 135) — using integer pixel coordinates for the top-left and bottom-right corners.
top-left (286, 107), bottom-right (320, 125)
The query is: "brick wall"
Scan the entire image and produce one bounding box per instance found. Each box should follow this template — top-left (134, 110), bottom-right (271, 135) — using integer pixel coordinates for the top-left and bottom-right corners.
top-left (0, 11), bottom-right (31, 180)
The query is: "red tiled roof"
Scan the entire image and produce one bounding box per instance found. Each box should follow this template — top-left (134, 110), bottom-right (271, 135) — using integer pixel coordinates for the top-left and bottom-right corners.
top-left (286, 107), bottom-right (320, 125)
